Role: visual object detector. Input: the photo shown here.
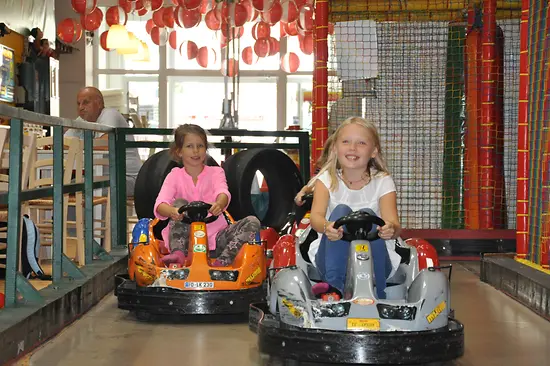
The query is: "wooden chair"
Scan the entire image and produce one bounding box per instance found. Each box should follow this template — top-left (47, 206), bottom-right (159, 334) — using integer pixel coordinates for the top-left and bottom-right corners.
top-left (0, 128), bottom-right (38, 271)
top-left (26, 136), bottom-right (83, 265)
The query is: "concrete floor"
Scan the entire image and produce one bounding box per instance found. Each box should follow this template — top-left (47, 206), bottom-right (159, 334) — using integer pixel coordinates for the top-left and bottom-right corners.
top-left (16, 264), bottom-right (550, 366)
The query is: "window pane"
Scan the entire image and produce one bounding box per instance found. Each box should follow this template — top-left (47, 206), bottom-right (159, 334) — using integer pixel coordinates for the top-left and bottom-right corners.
top-left (168, 76), bottom-right (277, 162)
top-left (287, 75), bottom-right (313, 130)
top-left (97, 74), bottom-right (159, 128)
top-left (97, 10), bottom-right (160, 71)
top-left (168, 76), bottom-right (277, 129)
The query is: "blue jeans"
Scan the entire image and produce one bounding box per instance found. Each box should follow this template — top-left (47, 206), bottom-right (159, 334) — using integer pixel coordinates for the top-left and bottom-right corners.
top-left (315, 204), bottom-right (392, 299)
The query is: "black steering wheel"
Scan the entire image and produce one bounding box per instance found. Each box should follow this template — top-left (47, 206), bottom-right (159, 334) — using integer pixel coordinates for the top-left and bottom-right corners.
top-left (334, 211), bottom-right (386, 242)
top-left (177, 201), bottom-right (219, 224)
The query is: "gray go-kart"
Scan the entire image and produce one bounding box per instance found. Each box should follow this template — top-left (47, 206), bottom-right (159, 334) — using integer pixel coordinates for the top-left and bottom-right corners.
top-left (249, 209), bottom-right (464, 365)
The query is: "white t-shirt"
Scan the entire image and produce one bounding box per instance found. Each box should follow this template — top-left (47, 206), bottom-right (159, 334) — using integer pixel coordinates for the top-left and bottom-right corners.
top-left (65, 108), bottom-right (143, 176)
top-left (308, 170), bottom-right (402, 277)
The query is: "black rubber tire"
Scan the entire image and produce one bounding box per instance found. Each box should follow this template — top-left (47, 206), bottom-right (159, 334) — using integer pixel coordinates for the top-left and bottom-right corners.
top-left (134, 149), bottom-right (218, 219)
top-left (223, 148), bottom-right (303, 231)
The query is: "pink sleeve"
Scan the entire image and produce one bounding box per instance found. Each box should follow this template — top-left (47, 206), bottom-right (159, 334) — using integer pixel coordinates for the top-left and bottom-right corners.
top-left (154, 170), bottom-right (179, 220)
top-left (211, 167), bottom-right (231, 210)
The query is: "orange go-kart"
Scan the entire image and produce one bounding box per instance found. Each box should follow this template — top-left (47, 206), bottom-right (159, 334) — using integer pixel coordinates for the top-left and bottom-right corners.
top-left (115, 201), bottom-right (270, 320)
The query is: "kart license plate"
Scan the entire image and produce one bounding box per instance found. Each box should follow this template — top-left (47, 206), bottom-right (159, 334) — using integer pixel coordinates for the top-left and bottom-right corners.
top-left (184, 281), bottom-right (214, 289)
top-left (347, 318), bottom-right (380, 331)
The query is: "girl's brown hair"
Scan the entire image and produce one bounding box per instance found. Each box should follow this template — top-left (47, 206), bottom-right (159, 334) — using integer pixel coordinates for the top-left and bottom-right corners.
top-left (169, 124), bottom-right (209, 163)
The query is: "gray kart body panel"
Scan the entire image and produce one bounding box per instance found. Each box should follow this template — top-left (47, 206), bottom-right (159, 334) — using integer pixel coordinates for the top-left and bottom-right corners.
top-left (269, 226), bottom-right (451, 332)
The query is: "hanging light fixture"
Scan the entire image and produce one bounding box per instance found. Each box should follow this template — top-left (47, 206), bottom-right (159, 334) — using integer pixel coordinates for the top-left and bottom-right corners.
top-left (127, 41), bottom-right (150, 62)
top-left (117, 31), bottom-right (140, 55)
top-left (106, 24), bottom-right (129, 49)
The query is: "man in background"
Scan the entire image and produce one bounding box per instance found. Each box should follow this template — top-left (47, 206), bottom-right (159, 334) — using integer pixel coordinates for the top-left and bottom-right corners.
top-left (65, 87), bottom-right (142, 196)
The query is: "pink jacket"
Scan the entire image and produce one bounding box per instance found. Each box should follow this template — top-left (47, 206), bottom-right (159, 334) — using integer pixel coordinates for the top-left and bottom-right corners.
top-left (154, 166), bottom-right (231, 251)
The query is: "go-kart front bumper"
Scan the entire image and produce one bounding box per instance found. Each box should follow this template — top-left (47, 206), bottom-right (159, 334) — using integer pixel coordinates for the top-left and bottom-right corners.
top-left (249, 302), bottom-right (464, 365)
top-left (115, 274), bottom-right (265, 317)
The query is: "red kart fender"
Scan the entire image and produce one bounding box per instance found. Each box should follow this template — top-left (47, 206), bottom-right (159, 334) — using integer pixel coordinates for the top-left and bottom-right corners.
top-left (405, 238), bottom-right (440, 270)
top-left (273, 234), bottom-right (296, 268)
top-left (261, 227), bottom-right (279, 267)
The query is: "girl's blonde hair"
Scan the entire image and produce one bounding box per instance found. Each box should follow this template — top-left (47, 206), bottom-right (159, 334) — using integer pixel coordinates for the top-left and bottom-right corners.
top-left (319, 117), bottom-right (389, 191)
top-left (305, 133), bottom-right (336, 188)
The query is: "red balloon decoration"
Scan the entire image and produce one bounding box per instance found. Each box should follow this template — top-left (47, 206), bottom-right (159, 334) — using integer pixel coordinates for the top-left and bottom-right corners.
top-left (134, 0), bottom-right (145, 11)
top-left (298, 5), bottom-right (314, 32)
top-left (204, 9), bottom-right (221, 30)
top-left (99, 30), bottom-right (110, 51)
top-left (284, 20), bottom-right (299, 36)
top-left (57, 18), bottom-right (83, 44)
top-left (71, 0), bottom-right (97, 15)
top-left (241, 0), bottom-right (259, 22)
top-left (261, 1), bottom-right (282, 25)
top-left (196, 46), bottom-right (216, 68)
top-left (220, 24), bottom-right (244, 40)
top-left (251, 21), bottom-right (271, 40)
top-left (281, 0), bottom-right (299, 23)
top-left (251, 0), bottom-right (275, 12)
top-left (221, 58), bottom-right (239, 77)
top-left (143, 0), bottom-right (163, 11)
top-left (168, 30), bottom-right (179, 49)
top-left (145, 18), bottom-right (155, 34)
top-left (253, 37), bottom-right (270, 57)
top-left (200, 0), bottom-right (216, 14)
top-left (179, 40), bottom-right (199, 59)
top-left (106, 6), bottom-right (128, 26)
top-left (178, 7), bottom-right (201, 28)
top-left (280, 21), bottom-right (288, 37)
top-left (150, 26), bottom-right (169, 46)
top-left (80, 7), bottom-right (103, 31)
top-left (183, 0), bottom-right (202, 10)
top-left (163, 7), bottom-right (176, 28)
top-left (118, 0), bottom-right (133, 13)
top-left (281, 52), bottom-right (300, 73)
top-left (268, 37), bottom-right (279, 56)
top-left (222, 2), bottom-right (248, 27)
top-left (241, 46), bottom-right (259, 65)
top-left (152, 8), bottom-right (165, 27)
top-left (299, 33), bottom-right (313, 55)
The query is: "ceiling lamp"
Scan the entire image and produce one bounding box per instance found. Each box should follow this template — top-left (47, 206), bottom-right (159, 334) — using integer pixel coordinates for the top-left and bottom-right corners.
top-left (117, 32), bottom-right (140, 55)
top-left (106, 24), bottom-right (129, 49)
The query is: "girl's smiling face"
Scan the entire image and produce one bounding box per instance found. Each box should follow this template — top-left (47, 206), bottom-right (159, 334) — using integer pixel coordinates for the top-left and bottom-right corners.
top-left (178, 133), bottom-right (207, 168)
top-left (334, 123), bottom-right (378, 171)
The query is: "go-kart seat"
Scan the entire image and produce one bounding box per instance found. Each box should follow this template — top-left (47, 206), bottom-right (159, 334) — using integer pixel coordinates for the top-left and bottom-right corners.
top-left (299, 229), bottom-right (319, 264)
top-left (394, 241), bottom-right (411, 264)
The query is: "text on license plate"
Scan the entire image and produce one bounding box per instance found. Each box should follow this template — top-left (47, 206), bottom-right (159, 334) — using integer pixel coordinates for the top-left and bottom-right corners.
top-left (184, 281), bottom-right (214, 289)
top-left (346, 318), bottom-right (380, 331)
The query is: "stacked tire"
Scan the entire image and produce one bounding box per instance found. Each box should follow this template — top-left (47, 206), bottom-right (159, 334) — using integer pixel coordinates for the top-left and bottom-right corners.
top-left (133, 148), bottom-right (304, 231)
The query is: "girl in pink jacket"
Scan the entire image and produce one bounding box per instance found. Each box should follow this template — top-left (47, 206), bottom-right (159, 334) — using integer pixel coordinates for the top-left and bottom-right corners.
top-left (154, 124), bottom-right (260, 267)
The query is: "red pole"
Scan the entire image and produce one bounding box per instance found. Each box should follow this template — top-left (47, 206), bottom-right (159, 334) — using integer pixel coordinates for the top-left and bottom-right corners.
top-left (464, 8), bottom-right (482, 229)
top-left (311, 14), bottom-right (318, 174)
top-left (516, 0), bottom-right (530, 259)
top-left (480, 0), bottom-right (497, 229)
top-left (313, 0), bottom-right (329, 172)
top-left (539, 4), bottom-right (550, 268)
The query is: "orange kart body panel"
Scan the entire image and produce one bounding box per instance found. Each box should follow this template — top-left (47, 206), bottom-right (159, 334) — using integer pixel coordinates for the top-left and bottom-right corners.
top-left (128, 216), bottom-right (266, 290)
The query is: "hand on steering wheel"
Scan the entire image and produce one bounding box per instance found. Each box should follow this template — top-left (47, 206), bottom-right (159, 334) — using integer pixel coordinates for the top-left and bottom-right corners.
top-left (177, 201), bottom-right (219, 224)
top-left (334, 211), bottom-right (386, 242)
top-left (324, 221), bottom-right (343, 241)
